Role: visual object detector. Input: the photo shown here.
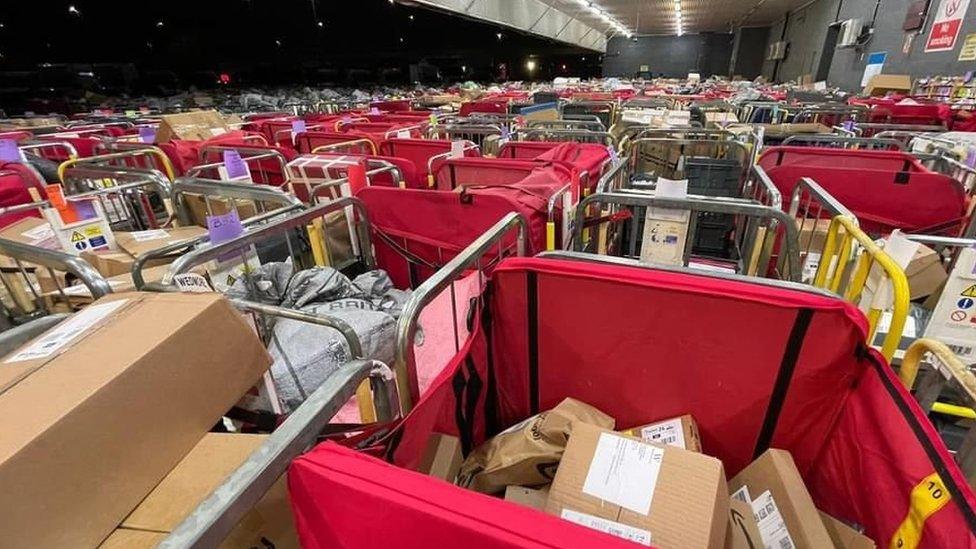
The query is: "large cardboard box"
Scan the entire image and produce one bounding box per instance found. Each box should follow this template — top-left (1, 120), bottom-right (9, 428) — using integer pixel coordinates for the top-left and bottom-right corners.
top-left (0, 292), bottom-right (272, 548)
top-left (820, 511), bottom-right (875, 548)
top-left (504, 485), bottom-right (550, 511)
top-left (115, 226), bottom-right (207, 258)
top-left (728, 449), bottom-right (833, 549)
top-left (98, 529), bottom-right (166, 549)
top-left (110, 433), bottom-right (300, 549)
top-left (545, 422), bottom-right (728, 548)
top-left (155, 110), bottom-right (231, 143)
top-left (725, 498), bottom-right (763, 549)
top-left (864, 74), bottom-right (912, 97)
top-left (621, 414), bottom-right (702, 452)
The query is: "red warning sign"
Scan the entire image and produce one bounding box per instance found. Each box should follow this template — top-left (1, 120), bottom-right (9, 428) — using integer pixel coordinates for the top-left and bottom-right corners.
top-left (951, 310), bottom-right (968, 322)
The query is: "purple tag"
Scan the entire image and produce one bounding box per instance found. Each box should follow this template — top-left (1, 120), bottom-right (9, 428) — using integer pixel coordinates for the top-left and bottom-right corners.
top-left (500, 126), bottom-right (511, 140)
top-left (0, 139), bottom-right (22, 162)
top-left (222, 150), bottom-right (249, 180)
top-left (966, 71), bottom-right (974, 83)
top-left (369, 107), bottom-right (381, 115)
top-left (291, 120), bottom-right (307, 135)
top-left (206, 210), bottom-right (244, 245)
top-left (967, 148), bottom-right (976, 169)
top-left (842, 120), bottom-right (855, 132)
top-left (138, 126), bottom-right (156, 143)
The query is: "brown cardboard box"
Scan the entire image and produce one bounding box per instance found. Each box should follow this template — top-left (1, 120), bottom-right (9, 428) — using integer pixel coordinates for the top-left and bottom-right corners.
top-left (820, 511), bottom-right (875, 548)
top-left (98, 529), bottom-right (166, 549)
top-left (419, 433), bottom-right (463, 482)
top-left (864, 74), bottom-right (912, 97)
top-left (0, 292), bottom-right (272, 548)
top-left (621, 414), bottom-right (702, 452)
top-left (115, 226), bottom-right (208, 258)
top-left (705, 112), bottom-right (739, 128)
top-left (728, 449), bottom-right (833, 549)
top-left (545, 422), bottom-right (728, 548)
top-left (865, 240), bottom-right (948, 300)
top-left (115, 433), bottom-right (300, 549)
top-left (725, 498), bottom-right (763, 549)
top-left (505, 485), bottom-right (550, 511)
top-left (155, 110), bottom-right (230, 143)
top-left (81, 250), bottom-right (136, 278)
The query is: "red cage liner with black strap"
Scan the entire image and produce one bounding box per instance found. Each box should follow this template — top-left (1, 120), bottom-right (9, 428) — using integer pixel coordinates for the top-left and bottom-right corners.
top-left (759, 146), bottom-right (968, 235)
top-left (289, 257), bottom-right (976, 548)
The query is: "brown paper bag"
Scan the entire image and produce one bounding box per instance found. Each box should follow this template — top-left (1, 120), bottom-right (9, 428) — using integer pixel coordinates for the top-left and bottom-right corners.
top-left (456, 398), bottom-right (614, 494)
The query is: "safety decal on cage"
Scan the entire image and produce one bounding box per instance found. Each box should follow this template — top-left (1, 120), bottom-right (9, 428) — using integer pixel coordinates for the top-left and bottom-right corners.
top-left (889, 472), bottom-right (952, 549)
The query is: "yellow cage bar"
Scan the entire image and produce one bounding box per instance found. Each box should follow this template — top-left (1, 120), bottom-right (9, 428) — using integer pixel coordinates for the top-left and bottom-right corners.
top-left (57, 147), bottom-right (177, 182)
top-left (813, 215), bottom-right (909, 362)
top-left (901, 338), bottom-right (976, 420)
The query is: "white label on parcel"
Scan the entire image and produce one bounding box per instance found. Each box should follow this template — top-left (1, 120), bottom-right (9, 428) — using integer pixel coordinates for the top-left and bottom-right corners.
top-left (582, 432), bottom-right (664, 515)
top-left (5, 299), bottom-right (128, 362)
top-left (560, 509), bottom-right (652, 546)
top-left (751, 490), bottom-right (796, 549)
top-left (21, 223), bottom-right (57, 246)
top-left (129, 229), bottom-right (171, 242)
top-left (173, 273), bottom-right (214, 293)
top-left (639, 418), bottom-right (686, 449)
top-left (731, 485), bottom-right (752, 504)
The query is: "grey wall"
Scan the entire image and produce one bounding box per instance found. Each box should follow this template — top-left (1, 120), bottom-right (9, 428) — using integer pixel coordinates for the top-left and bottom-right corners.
top-left (831, 0), bottom-right (976, 90)
top-left (762, 0), bottom-right (843, 82)
top-left (763, 0), bottom-right (976, 90)
top-left (603, 34), bottom-right (734, 78)
top-left (732, 26), bottom-right (772, 78)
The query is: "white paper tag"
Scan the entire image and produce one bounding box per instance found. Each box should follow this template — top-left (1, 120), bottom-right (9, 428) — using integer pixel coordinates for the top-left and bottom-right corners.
top-left (209, 127), bottom-right (228, 136)
top-left (20, 223), bottom-right (59, 248)
top-left (801, 252), bottom-right (822, 283)
top-left (129, 229), bottom-right (171, 242)
top-left (173, 273), bottom-right (214, 293)
top-left (5, 299), bottom-right (128, 362)
top-left (450, 140), bottom-right (465, 159)
top-left (582, 432), bottom-right (664, 516)
top-left (396, 129), bottom-right (411, 139)
top-left (655, 177), bottom-right (688, 199)
top-left (560, 509), bottom-right (652, 546)
top-left (638, 418), bottom-right (687, 449)
top-left (751, 490), bottom-right (796, 549)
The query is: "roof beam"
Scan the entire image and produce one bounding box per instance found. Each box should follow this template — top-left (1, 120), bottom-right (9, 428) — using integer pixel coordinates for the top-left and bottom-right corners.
top-left (400, 0), bottom-right (608, 52)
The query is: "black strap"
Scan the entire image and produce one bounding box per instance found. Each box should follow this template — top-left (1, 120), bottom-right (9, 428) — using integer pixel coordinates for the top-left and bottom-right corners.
top-left (452, 370), bottom-right (472, 454)
top-left (753, 308), bottom-right (814, 458)
top-left (463, 357), bottom-right (482, 456)
top-left (526, 271), bottom-right (540, 415)
top-left (867, 353), bottom-right (976, 531)
top-left (482, 285), bottom-right (501, 437)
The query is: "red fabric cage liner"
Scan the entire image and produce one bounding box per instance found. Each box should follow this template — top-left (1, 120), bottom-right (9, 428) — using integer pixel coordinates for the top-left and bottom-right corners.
top-left (291, 257), bottom-right (976, 548)
top-left (0, 163), bottom-right (47, 228)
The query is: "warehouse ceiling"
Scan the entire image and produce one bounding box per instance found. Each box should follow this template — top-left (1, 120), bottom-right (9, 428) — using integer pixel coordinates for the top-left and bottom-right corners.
top-left (539, 0), bottom-right (810, 35)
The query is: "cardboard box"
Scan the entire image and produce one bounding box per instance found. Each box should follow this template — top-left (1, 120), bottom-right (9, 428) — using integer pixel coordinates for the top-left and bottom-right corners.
top-left (864, 74), bottom-right (912, 97)
top-left (725, 498), bottom-right (763, 549)
top-left (504, 485), bottom-right (550, 511)
top-left (115, 226), bottom-right (208, 258)
top-left (81, 250), bottom-right (136, 278)
top-left (155, 110), bottom-right (231, 143)
top-left (419, 433), bottom-right (463, 482)
top-left (0, 292), bottom-right (272, 548)
top-left (705, 112), bottom-right (739, 128)
top-left (820, 511), bottom-right (875, 548)
top-left (621, 414), bottom-right (702, 452)
top-left (98, 529), bottom-right (166, 549)
top-left (728, 449), bottom-right (833, 549)
top-left (114, 433), bottom-right (300, 549)
top-left (545, 422), bottom-right (728, 548)
top-left (866, 237), bottom-right (947, 300)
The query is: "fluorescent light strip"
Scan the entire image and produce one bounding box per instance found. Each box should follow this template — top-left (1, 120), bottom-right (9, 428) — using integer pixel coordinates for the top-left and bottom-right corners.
top-left (579, 1), bottom-right (632, 38)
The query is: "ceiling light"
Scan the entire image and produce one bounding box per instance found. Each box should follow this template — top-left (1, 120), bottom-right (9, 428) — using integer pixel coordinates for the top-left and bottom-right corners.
top-left (67, 5), bottom-right (80, 15)
top-left (526, 59), bottom-right (537, 72)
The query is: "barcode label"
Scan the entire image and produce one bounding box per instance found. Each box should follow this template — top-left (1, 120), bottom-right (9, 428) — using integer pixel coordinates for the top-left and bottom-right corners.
top-left (560, 509), bottom-right (652, 545)
top-left (638, 418), bottom-right (687, 449)
top-left (751, 490), bottom-right (795, 549)
top-left (5, 299), bottom-right (129, 362)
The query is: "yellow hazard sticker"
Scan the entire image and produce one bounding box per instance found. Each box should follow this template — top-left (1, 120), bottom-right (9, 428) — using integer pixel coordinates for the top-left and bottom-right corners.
top-left (961, 285), bottom-right (976, 298)
top-left (889, 472), bottom-right (952, 549)
top-left (83, 226), bottom-right (103, 237)
top-left (70, 231), bottom-right (85, 242)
